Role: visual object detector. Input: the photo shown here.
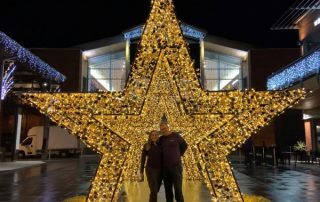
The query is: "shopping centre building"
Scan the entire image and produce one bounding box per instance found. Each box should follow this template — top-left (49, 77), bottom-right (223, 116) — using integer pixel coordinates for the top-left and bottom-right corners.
top-left (76, 23), bottom-right (250, 93)
top-left (268, 0), bottom-right (320, 154)
top-left (0, 20), bottom-right (304, 160)
top-left (74, 23), bottom-right (302, 150)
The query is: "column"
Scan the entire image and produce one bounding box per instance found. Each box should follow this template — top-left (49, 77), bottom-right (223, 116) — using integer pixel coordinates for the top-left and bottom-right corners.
top-left (11, 107), bottom-right (22, 161)
top-left (199, 38), bottom-right (205, 88)
top-left (41, 116), bottom-right (50, 160)
top-left (125, 39), bottom-right (131, 81)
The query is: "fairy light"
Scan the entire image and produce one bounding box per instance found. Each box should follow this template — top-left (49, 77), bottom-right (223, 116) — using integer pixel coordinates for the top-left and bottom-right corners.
top-left (1, 63), bottom-right (16, 100)
top-left (267, 50), bottom-right (320, 90)
top-left (0, 32), bottom-right (65, 83)
top-left (21, 0), bottom-right (306, 201)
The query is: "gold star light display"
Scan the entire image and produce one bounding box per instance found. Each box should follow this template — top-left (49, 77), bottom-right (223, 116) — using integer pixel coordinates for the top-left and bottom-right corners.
top-left (21, 0), bottom-right (305, 201)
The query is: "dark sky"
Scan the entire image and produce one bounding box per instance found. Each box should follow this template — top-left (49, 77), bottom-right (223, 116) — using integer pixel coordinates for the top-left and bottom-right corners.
top-left (0, 0), bottom-right (299, 49)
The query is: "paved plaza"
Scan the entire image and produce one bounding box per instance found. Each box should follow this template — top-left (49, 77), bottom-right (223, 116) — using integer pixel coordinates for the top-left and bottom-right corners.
top-left (0, 156), bottom-right (320, 202)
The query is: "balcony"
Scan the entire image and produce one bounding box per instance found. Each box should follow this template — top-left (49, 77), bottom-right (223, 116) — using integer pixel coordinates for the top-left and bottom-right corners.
top-left (267, 47), bottom-right (320, 90)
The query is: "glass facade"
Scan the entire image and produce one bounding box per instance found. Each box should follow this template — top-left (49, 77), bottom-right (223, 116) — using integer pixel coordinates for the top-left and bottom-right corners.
top-left (88, 51), bottom-right (126, 92)
top-left (86, 43), bottom-right (245, 93)
top-left (204, 51), bottom-right (242, 91)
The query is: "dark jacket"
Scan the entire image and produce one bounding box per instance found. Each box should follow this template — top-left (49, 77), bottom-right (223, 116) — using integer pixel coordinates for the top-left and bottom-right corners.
top-left (159, 132), bottom-right (188, 168)
top-left (140, 142), bottom-right (162, 173)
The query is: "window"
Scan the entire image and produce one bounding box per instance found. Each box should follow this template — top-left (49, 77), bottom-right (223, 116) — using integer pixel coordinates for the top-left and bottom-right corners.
top-left (204, 51), bottom-right (242, 91)
top-left (88, 51), bottom-right (126, 92)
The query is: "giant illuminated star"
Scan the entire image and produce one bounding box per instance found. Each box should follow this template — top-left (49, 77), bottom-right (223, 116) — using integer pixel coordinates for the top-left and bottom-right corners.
top-left (94, 53), bottom-right (232, 182)
top-left (21, 0), bottom-right (305, 201)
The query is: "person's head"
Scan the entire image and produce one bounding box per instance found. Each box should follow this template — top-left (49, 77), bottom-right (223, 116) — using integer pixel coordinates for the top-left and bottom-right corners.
top-left (149, 130), bottom-right (159, 143)
top-left (160, 122), bottom-right (170, 135)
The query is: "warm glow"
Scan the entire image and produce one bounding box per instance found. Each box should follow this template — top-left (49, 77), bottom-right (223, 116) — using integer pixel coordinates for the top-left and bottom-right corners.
top-left (304, 121), bottom-right (312, 151)
top-left (21, 0), bottom-right (306, 201)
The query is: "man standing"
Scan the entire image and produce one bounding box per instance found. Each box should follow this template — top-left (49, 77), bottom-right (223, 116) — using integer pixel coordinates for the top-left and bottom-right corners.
top-left (159, 121), bottom-right (188, 202)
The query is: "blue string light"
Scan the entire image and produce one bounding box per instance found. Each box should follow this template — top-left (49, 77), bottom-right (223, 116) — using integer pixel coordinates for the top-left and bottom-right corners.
top-left (0, 32), bottom-right (66, 83)
top-left (180, 24), bottom-right (206, 39)
top-left (124, 23), bottom-right (205, 40)
top-left (267, 50), bottom-right (320, 90)
top-left (1, 64), bottom-right (16, 100)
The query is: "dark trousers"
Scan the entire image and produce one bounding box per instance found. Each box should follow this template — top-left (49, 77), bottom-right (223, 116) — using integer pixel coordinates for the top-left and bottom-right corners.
top-left (146, 167), bottom-right (161, 202)
top-left (163, 164), bottom-right (184, 202)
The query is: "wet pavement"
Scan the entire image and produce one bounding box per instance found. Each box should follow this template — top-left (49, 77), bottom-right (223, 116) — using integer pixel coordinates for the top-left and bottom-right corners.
top-left (0, 157), bottom-right (97, 202)
top-left (233, 164), bottom-right (320, 202)
top-left (119, 179), bottom-right (211, 202)
top-left (0, 156), bottom-right (320, 202)
top-left (0, 161), bottom-right (45, 172)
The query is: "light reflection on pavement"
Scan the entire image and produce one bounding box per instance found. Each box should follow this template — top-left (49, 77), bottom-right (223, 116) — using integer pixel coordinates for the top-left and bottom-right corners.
top-left (0, 156), bottom-right (320, 202)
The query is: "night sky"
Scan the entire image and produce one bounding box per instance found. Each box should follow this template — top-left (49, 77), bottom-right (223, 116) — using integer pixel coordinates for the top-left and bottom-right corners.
top-left (0, 0), bottom-right (299, 49)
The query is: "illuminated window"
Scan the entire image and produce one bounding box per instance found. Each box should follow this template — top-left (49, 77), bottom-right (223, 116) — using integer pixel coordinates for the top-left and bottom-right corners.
top-left (204, 51), bottom-right (242, 91)
top-left (88, 51), bottom-right (126, 92)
